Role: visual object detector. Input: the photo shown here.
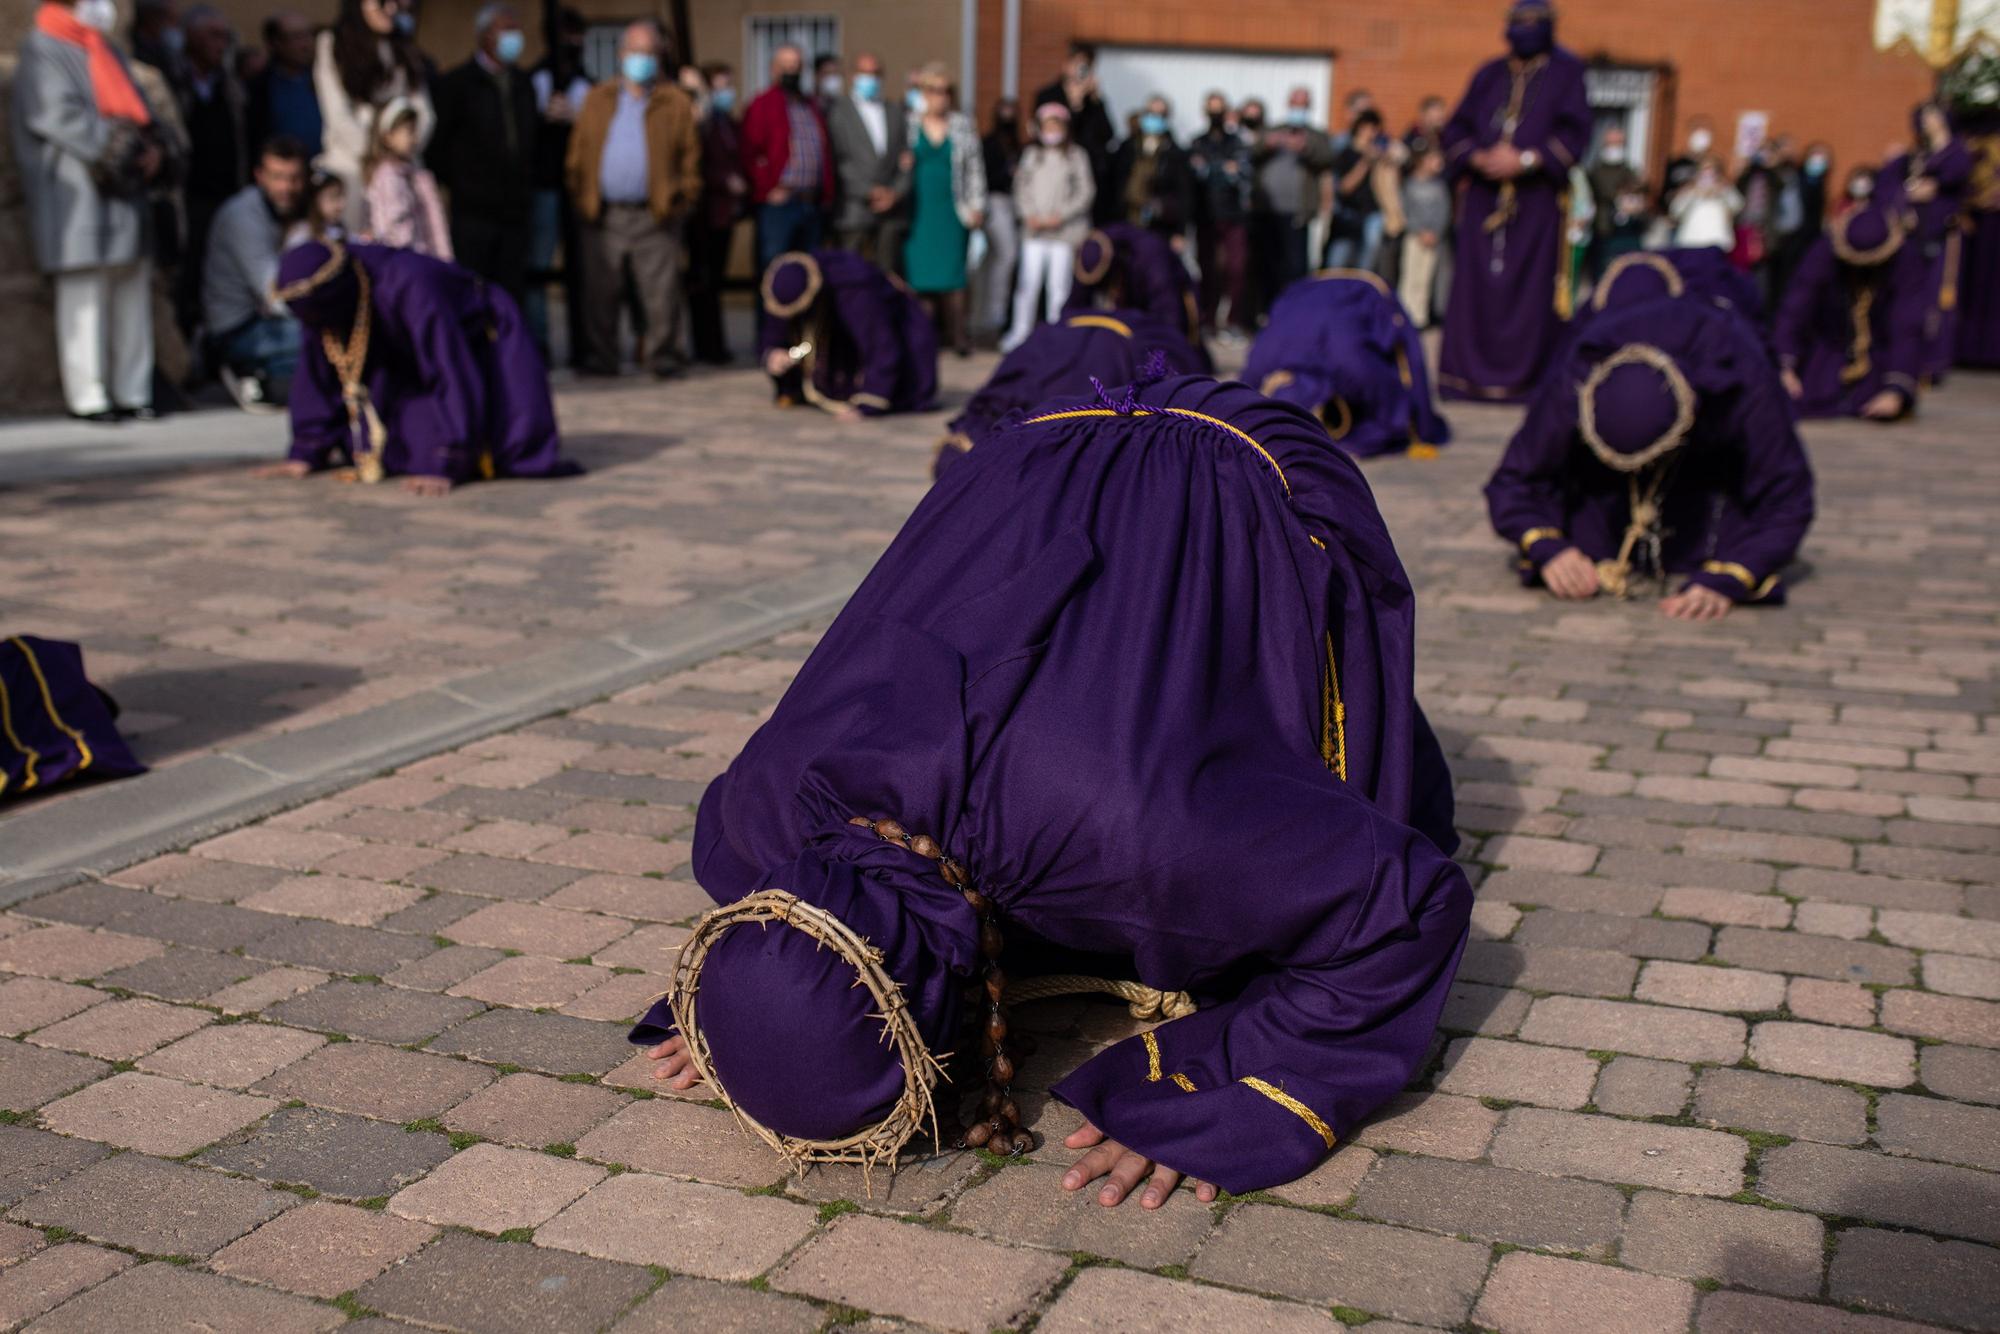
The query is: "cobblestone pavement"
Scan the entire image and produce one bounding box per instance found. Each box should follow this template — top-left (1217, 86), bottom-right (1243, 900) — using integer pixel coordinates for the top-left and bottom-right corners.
top-left (2, 367), bottom-right (1998, 1332)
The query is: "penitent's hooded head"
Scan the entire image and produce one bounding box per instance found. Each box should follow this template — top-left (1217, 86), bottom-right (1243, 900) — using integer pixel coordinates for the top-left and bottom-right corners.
top-left (1505, 0), bottom-right (1555, 58)
top-left (761, 250), bottom-right (824, 321)
top-left (275, 240), bottom-right (362, 334)
top-left (1578, 344), bottom-right (1696, 472)
top-left (1830, 202), bottom-right (1905, 268)
top-left (1074, 229), bottom-right (1123, 298)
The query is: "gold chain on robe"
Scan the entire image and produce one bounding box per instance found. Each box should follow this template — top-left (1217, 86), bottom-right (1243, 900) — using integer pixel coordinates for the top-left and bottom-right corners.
top-left (318, 262), bottom-right (388, 483)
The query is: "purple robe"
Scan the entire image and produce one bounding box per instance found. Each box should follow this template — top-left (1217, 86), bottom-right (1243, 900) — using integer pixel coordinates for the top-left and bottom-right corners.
top-left (1955, 119), bottom-right (2000, 367)
top-left (635, 375), bottom-right (1469, 1194)
top-left (934, 309), bottom-right (1208, 479)
top-left (1880, 139), bottom-right (1974, 381)
top-left (1774, 230), bottom-right (1929, 419)
top-left (760, 249), bottom-right (939, 417)
top-left (285, 245), bottom-right (574, 482)
top-left (1437, 47), bottom-right (1592, 402)
top-left (1063, 223), bottom-right (1211, 368)
top-left (1488, 296), bottom-right (1815, 605)
top-left (1243, 270), bottom-right (1452, 457)
top-left (0, 636), bottom-right (145, 802)
top-left (1585, 247), bottom-right (1765, 327)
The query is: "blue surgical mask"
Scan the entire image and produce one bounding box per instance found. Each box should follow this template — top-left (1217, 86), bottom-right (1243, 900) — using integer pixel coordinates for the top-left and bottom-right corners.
top-left (907, 87), bottom-right (926, 114)
top-left (1140, 113), bottom-right (1168, 136)
top-left (710, 87), bottom-right (735, 114)
top-left (494, 29), bottom-right (524, 65)
top-left (392, 10), bottom-right (415, 36)
top-left (161, 24), bottom-right (186, 53)
top-left (1286, 107), bottom-right (1310, 128)
top-left (622, 52), bottom-right (658, 86)
top-left (853, 72), bottom-right (880, 102)
top-left (1804, 155), bottom-right (1828, 177)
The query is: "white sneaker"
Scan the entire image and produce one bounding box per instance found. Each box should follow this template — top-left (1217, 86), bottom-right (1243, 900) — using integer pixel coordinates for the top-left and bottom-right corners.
top-left (221, 366), bottom-right (280, 414)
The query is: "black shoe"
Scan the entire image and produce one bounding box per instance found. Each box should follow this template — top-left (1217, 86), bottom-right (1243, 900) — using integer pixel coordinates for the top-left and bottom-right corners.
top-left (68, 409), bottom-right (122, 425)
top-left (118, 405), bottom-right (161, 421)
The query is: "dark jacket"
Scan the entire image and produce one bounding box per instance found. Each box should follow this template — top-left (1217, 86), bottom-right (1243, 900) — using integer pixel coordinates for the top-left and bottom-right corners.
top-left (1110, 133), bottom-right (1194, 235)
top-left (1032, 77), bottom-right (1114, 190)
top-left (700, 107), bottom-right (745, 230)
top-left (430, 56), bottom-right (540, 221)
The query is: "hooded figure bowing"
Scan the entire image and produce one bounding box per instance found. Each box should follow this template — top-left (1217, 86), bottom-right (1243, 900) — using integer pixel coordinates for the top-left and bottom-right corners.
top-left (760, 249), bottom-right (940, 422)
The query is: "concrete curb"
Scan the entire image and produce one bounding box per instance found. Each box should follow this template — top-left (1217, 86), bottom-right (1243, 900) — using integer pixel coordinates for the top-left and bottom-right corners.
top-left (0, 556), bottom-right (875, 908)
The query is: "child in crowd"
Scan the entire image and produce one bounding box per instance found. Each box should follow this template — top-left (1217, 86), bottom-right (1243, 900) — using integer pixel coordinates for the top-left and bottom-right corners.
top-left (1399, 145), bottom-right (1451, 327)
top-left (287, 170), bottom-right (349, 249)
top-left (362, 97), bottom-right (453, 259)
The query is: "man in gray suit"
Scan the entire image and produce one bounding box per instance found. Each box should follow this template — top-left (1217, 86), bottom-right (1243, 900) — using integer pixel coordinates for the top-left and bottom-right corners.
top-left (824, 51), bottom-right (908, 275)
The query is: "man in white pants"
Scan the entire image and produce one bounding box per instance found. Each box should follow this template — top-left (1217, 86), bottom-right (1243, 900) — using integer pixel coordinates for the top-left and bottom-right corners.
top-left (13, 0), bottom-right (167, 421)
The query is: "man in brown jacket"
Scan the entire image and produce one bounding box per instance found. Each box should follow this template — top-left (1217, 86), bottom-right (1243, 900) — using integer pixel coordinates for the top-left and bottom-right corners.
top-left (565, 19), bottom-right (701, 377)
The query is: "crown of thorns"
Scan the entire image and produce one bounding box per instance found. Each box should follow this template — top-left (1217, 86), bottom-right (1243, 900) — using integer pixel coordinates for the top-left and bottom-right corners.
top-left (760, 252), bottom-right (825, 319)
top-left (665, 889), bottom-right (946, 1183)
top-left (1577, 342), bottom-right (1698, 473)
top-left (1829, 209), bottom-right (1907, 266)
top-left (1591, 251), bottom-right (1684, 311)
top-left (272, 240), bottom-right (350, 304)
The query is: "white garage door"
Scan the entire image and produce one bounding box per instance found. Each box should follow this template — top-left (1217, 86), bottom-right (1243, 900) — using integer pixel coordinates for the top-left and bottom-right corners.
top-left (1089, 45), bottom-right (1337, 141)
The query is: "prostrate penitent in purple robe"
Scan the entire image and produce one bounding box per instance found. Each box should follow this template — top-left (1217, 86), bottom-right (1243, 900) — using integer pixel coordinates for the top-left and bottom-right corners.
top-left (1774, 203), bottom-right (1930, 420)
top-left (1878, 104), bottom-right (1974, 383)
top-left (1437, 1), bottom-right (1592, 403)
top-left (1062, 224), bottom-right (1211, 368)
top-left (0, 636), bottom-right (145, 802)
top-left (933, 309), bottom-right (1207, 478)
top-left (278, 242), bottom-right (577, 483)
top-left (1585, 247), bottom-right (1766, 328)
top-left (760, 250), bottom-right (940, 417)
top-left (1487, 294), bottom-right (1815, 606)
top-left (1243, 269), bottom-right (1452, 457)
top-left (1954, 108), bottom-right (2000, 368)
top-left (632, 375), bottom-right (1469, 1194)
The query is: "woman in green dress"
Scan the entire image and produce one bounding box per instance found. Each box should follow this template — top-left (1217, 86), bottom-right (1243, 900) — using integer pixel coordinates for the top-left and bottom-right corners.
top-left (902, 63), bottom-right (987, 356)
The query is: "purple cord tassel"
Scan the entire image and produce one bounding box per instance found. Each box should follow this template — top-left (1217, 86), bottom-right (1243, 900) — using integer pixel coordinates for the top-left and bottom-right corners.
top-left (1087, 375), bottom-right (1142, 415)
top-left (1136, 348), bottom-right (1170, 386)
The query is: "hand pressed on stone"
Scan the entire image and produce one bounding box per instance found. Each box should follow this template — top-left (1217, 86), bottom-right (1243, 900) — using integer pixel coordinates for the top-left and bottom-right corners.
top-left (647, 1035), bottom-right (703, 1091)
top-left (252, 459), bottom-right (312, 479)
top-left (1061, 1119), bottom-right (1216, 1210)
top-left (1660, 582), bottom-right (1733, 621)
top-left (1541, 546), bottom-right (1600, 600)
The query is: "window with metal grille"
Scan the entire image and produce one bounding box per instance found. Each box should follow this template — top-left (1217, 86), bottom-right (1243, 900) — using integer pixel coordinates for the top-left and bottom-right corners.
top-left (744, 13), bottom-right (841, 94)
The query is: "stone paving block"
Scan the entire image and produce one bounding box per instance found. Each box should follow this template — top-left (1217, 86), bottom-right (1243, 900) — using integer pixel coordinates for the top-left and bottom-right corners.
top-left (192, 827), bottom-right (361, 870)
top-left (0, 1124), bottom-right (110, 1207)
top-left (0, 924), bottom-right (165, 980)
top-left (136, 1023), bottom-right (325, 1088)
top-left (1489, 1106), bottom-right (1746, 1195)
top-left (1517, 996), bottom-right (1746, 1063)
top-left (1482, 834), bottom-right (1599, 873)
top-left (267, 979), bottom-right (484, 1044)
top-left (1697, 1291), bottom-right (1944, 1334)
top-left (540, 874), bottom-right (712, 922)
top-left (98, 947), bottom-right (270, 1003)
top-left (1621, 1190), bottom-right (1824, 1295)
top-left (950, 1161), bottom-right (1215, 1267)
top-left (1476, 871), bottom-right (1661, 918)
top-left (1923, 952), bottom-right (2000, 999)
top-left (559, 972), bottom-right (663, 1022)
top-left (424, 1007), bottom-right (633, 1076)
top-left (1456, 942), bottom-right (1638, 998)
top-left (574, 1098), bottom-right (787, 1188)
top-left (25, 888), bottom-right (282, 952)
top-left (0, 1244), bottom-right (132, 1328)
top-left (0, 1217), bottom-right (41, 1263)
top-left (1472, 1250), bottom-right (1696, 1334)
top-left (1758, 1141), bottom-right (2000, 1244)
top-left (25, 997), bottom-right (213, 1062)
top-left (1827, 1226), bottom-right (2000, 1332)
top-left (376, 890), bottom-right (489, 938)
top-left (1787, 977), bottom-right (1877, 1028)
top-left (447, 955), bottom-right (608, 1008)
top-left (411, 854), bottom-right (584, 902)
top-left (1266, 1142), bottom-right (1376, 1209)
top-left (1658, 887), bottom-right (1793, 928)
top-left (537, 1171), bottom-right (815, 1278)
top-left (782, 1151), bottom-right (983, 1217)
top-left (1352, 1091), bottom-right (1501, 1160)
top-left (1881, 989), bottom-right (2000, 1048)
top-left (1439, 980), bottom-right (1532, 1035)
top-left (439, 819), bottom-right (570, 858)
top-left (1749, 1021), bottom-right (1916, 1088)
top-left (1792, 901), bottom-right (1873, 940)
top-left (1635, 961), bottom-right (1786, 1014)
top-left (1353, 1155), bottom-right (1623, 1254)
top-left (384, 943), bottom-right (506, 992)
top-left (1681, 827), bottom-right (1855, 868)
top-left (322, 806), bottom-right (469, 845)
top-left (387, 1141), bottom-right (604, 1232)
top-left (108, 855), bottom-right (289, 902)
top-left (210, 1200), bottom-right (437, 1298)
top-left (243, 919), bottom-right (433, 976)
top-left (1921, 1043), bottom-right (2000, 1105)
top-left (1036, 1267), bottom-right (1342, 1334)
top-left (613, 1277), bottom-right (823, 1334)
top-left (237, 876), bottom-right (426, 926)
top-left (1713, 926), bottom-right (1915, 986)
top-left (528, 832), bottom-right (687, 876)
top-left (0, 1042), bottom-right (109, 1113)
top-left (203, 966), bottom-right (328, 1016)
top-left (318, 842), bottom-right (453, 882)
top-left (10, 1153), bottom-right (290, 1255)
top-left (1511, 909), bottom-right (1710, 960)
top-left (1468, 898), bottom-right (1523, 939)
top-left (21, 1261), bottom-right (342, 1334)
top-left (1876, 907), bottom-right (2000, 959)
top-left (1692, 1067), bottom-right (1869, 1144)
top-left (587, 923), bottom-right (691, 973)
top-left (1872, 1092), bottom-right (2000, 1171)
top-left (0, 978), bottom-right (105, 1036)
top-left (1780, 867), bottom-right (1962, 914)
top-left (441, 1071), bottom-right (627, 1147)
top-left (1597, 847), bottom-right (1782, 890)
top-left (252, 1041), bottom-right (495, 1121)
top-left (198, 1105), bottom-right (455, 1199)
top-left (357, 1230), bottom-right (652, 1332)
top-left (444, 902), bottom-right (632, 958)
top-left (1592, 1055), bottom-right (1691, 1117)
top-left (772, 1213), bottom-right (1068, 1334)
top-left (1189, 1205), bottom-right (1489, 1327)
top-left (1435, 1036), bottom-right (1598, 1107)
top-left (37, 1071), bottom-right (276, 1156)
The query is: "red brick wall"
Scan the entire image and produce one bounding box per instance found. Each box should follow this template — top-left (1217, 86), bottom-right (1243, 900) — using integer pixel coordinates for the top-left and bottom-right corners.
top-left (981, 0), bottom-right (1933, 182)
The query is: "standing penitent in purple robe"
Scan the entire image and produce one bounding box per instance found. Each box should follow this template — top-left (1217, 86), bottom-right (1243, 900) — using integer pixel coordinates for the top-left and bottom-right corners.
top-left (760, 250), bottom-right (939, 417)
top-left (0, 636), bottom-right (145, 802)
top-left (1243, 269), bottom-right (1451, 458)
top-left (1437, 2), bottom-right (1592, 403)
top-left (1063, 224), bottom-right (1210, 368)
top-left (1954, 109), bottom-right (2000, 368)
top-left (933, 309), bottom-right (1207, 478)
top-left (277, 242), bottom-right (576, 483)
top-left (1487, 295), bottom-right (1814, 611)
top-left (1879, 104), bottom-right (1974, 382)
top-left (1774, 203), bottom-right (1931, 421)
top-left (629, 375), bottom-right (1469, 1196)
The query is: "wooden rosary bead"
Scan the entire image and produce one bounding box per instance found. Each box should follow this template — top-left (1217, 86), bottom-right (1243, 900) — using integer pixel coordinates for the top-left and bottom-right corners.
top-left (985, 972), bottom-right (1006, 1002)
top-left (908, 834), bottom-right (941, 859)
top-left (941, 861), bottom-right (969, 887)
top-left (848, 815), bottom-right (871, 827)
top-left (985, 1012), bottom-right (1007, 1041)
top-left (872, 818), bottom-right (906, 841)
top-left (990, 1054), bottom-right (1015, 1083)
top-left (980, 922), bottom-right (1005, 957)
top-left (999, 1097), bottom-right (1020, 1124)
top-left (962, 1120), bottom-right (994, 1148)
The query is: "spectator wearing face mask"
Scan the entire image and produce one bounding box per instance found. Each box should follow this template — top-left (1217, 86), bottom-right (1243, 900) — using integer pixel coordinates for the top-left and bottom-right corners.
top-left (975, 97), bottom-right (1023, 338)
top-left (1033, 42), bottom-right (1116, 221)
top-left (1585, 127), bottom-right (1641, 284)
top-left (1662, 118), bottom-right (1713, 213)
top-left (827, 52), bottom-right (910, 275)
top-left (689, 62), bottom-right (746, 365)
top-left (1840, 165), bottom-right (1877, 214)
top-left (1324, 108), bottom-right (1390, 273)
top-left (430, 4), bottom-right (539, 301)
top-left (742, 42), bottom-right (834, 272)
top-left (1670, 155), bottom-right (1742, 251)
top-left (1769, 141), bottom-right (1830, 304)
top-left (813, 52), bottom-right (842, 112)
top-left (1110, 94), bottom-right (1193, 248)
top-left (173, 6), bottom-right (249, 338)
top-left (1250, 88), bottom-right (1335, 308)
top-left (902, 64), bottom-right (986, 357)
top-left (1001, 102), bottom-right (1095, 352)
top-left (316, 0), bottom-right (433, 230)
top-left (1190, 92), bottom-right (1253, 340)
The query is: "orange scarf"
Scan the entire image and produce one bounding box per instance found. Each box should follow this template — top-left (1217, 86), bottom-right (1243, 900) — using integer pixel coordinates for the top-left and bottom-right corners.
top-left (35, 3), bottom-right (151, 126)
